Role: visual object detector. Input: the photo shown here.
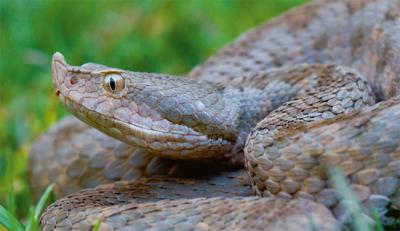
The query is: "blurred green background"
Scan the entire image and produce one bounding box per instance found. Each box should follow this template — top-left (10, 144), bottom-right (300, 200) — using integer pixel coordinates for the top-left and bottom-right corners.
top-left (0, 0), bottom-right (306, 223)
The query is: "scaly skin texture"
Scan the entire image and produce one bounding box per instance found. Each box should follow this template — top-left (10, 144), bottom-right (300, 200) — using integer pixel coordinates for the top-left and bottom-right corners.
top-left (42, 197), bottom-right (337, 231)
top-left (29, 117), bottom-right (238, 198)
top-left (29, 0), bottom-right (400, 230)
top-left (28, 117), bottom-right (194, 199)
top-left (189, 0), bottom-right (400, 100)
top-left (245, 96), bottom-right (400, 221)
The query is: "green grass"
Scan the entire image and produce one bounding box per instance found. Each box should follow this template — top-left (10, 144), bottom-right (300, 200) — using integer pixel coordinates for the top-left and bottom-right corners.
top-left (0, 184), bottom-right (54, 231)
top-left (0, 0), bottom-right (306, 228)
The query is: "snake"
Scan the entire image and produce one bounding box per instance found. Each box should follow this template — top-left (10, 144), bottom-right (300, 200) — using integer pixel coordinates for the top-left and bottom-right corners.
top-left (29, 0), bottom-right (400, 230)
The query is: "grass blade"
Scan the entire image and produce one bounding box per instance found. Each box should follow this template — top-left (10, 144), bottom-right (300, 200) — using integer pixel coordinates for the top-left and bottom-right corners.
top-left (24, 207), bottom-right (38, 231)
top-left (330, 168), bottom-right (373, 231)
top-left (92, 218), bottom-right (102, 231)
top-left (34, 183), bottom-right (55, 221)
top-left (370, 207), bottom-right (384, 231)
top-left (6, 185), bottom-right (15, 216)
top-left (0, 205), bottom-right (24, 231)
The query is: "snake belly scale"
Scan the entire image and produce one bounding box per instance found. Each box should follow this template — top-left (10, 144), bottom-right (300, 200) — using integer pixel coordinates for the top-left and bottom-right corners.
top-left (29, 0), bottom-right (400, 230)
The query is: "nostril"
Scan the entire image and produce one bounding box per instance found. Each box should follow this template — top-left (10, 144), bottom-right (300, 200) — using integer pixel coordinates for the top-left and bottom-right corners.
top-left (70, 76), bottom-right (78, 85)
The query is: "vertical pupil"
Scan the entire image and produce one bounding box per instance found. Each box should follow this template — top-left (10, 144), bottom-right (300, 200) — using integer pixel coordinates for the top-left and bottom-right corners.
top-left (109, 77), bottom-right (116, 91)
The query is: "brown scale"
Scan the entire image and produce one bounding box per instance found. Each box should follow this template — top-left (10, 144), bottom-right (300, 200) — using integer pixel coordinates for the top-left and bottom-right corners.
top-left (29, 0), bottom-right (400, 230)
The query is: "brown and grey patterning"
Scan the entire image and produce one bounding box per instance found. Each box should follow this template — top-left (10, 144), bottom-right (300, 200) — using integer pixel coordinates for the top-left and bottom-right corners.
top-left (51, 53), bottom-right (375, 163)
top-left (31, 0), bottom-right (400, 230)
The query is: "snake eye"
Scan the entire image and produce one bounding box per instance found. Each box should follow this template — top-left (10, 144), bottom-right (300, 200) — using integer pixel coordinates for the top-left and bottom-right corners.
top-left (103, 74), bottom-right (125, 93)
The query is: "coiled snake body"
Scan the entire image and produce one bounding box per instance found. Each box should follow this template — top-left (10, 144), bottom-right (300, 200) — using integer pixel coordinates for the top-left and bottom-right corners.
top-left (30, 0), bottom-right (400, 230)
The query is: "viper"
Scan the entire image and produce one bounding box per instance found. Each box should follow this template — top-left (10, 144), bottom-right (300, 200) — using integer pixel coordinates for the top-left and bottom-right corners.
top-left (30, 0), bottom-right (400, 230)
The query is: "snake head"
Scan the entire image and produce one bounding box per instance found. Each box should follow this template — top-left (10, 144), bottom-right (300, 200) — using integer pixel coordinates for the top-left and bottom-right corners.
top-left (51, 52), bottom-right (238, 159)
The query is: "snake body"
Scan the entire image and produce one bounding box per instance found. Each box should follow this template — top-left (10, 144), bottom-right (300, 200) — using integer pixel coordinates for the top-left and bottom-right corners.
top-left (30, 0), bottom-right (400, 230)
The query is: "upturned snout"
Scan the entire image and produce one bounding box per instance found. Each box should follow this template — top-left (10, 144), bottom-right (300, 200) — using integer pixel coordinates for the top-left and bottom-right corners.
top-left (51, 52), bottom-right (68, 95)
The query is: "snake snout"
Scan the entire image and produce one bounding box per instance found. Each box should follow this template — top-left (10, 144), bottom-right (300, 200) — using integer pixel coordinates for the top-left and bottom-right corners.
top-left (51, 52), bottom-right (68, 92)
